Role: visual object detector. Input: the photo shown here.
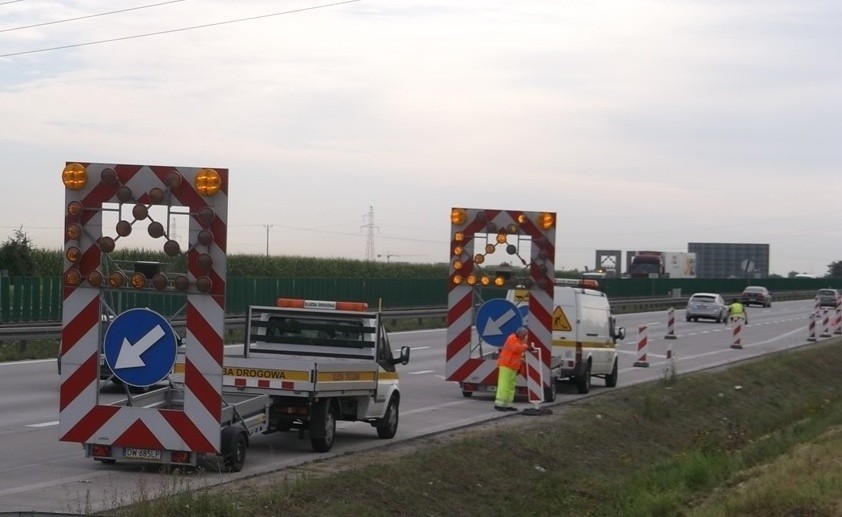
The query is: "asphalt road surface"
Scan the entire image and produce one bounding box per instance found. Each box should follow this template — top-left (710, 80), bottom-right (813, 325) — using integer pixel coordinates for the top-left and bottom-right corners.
top-left (0, 298), bottom-right (831, 514)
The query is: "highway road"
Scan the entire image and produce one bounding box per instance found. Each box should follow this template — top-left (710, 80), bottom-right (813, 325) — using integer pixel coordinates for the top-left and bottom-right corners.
top-left (0, 298), bottom-right (834, 514)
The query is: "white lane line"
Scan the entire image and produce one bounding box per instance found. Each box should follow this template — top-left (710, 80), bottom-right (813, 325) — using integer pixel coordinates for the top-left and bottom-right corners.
top-left (403, 400), bottom-right (472, 416)
top-left (0, 359), bottom-right (55, 367)
top-left (411, 346), bottom-right (431, 351)
top-left (27, 421), bottom-right (59, 428)
top-left (409, 370), bottom-right (435, 375)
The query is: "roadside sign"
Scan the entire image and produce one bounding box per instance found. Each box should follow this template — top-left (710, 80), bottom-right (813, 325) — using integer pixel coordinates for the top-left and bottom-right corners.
top-left (476, 299), bottom-right (522, 347)
top-left (103, 308), bottom-right (178, 387)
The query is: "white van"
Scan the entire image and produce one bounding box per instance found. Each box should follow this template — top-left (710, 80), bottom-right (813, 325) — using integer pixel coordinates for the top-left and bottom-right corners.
top-left (509, 279), bottom-right (625, 394)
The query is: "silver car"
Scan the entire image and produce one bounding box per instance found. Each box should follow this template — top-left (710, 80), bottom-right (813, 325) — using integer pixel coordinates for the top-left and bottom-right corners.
top-left (685, 293), bottom-right (729, 323)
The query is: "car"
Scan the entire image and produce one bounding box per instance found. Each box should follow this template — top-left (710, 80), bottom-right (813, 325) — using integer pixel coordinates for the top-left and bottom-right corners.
top-left (817, 288), bottom-right (840, 308)
top-left (741, 286), bottom-right (771, 307)
top-left (685, 293), bottom-right (729, 323)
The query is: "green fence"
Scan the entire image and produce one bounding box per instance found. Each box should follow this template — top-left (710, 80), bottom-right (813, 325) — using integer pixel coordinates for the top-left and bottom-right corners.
top-left (1, 275), bottom-right (841, 324)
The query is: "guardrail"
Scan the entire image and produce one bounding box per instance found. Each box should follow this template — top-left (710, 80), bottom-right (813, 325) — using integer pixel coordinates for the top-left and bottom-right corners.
top-left (0, 292), bottom-right (817, 343)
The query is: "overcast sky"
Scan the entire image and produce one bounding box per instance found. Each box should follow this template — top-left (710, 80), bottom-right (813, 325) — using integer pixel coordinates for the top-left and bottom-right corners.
top-left (1, 0), bottom-right (840, 276)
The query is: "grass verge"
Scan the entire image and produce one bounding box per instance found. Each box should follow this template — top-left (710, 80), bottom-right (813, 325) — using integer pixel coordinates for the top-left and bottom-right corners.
top-left (110, 338), bottom-right (842, 517)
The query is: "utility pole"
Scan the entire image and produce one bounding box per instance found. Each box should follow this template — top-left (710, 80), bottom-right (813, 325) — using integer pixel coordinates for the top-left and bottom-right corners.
top-left (262, 224), bottom-right (273, 256)
top-left (361, 206), bottom-right (378, 261)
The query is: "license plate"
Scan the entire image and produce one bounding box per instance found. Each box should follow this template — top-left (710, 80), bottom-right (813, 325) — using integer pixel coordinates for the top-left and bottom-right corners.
top-left (124, 447), bottom-right (162, 461)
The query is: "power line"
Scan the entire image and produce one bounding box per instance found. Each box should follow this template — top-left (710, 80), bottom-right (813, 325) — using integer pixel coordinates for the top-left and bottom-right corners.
top-left (0, 0), bottom-right (362, 58)
top-left (0, 0), bottom-right (186, 34)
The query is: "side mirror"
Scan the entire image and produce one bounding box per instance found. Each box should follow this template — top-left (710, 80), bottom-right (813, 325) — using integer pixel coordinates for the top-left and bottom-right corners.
top-left (394, 346), bottom-right (411, 366)
top-left (615, 327), bottom-right (626, 341)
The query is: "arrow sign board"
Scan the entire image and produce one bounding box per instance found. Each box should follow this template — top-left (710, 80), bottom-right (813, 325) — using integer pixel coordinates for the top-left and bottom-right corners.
top-left (476, 299), bottom-right (522, 347)
top-left (103, 308), bottom-right (178, 387)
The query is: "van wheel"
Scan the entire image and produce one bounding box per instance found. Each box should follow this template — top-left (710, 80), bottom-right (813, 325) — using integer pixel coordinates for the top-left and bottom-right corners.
top-left (543, 378), bottom-right (558, 402)
top-left (605, 359), bottom-right (618, 388)
top-left (576, 362), bottom-right (592, 394)
top-left (376, 395), bottom-right (399, 439)
top-left (310, 399), bottom-right (337, 452)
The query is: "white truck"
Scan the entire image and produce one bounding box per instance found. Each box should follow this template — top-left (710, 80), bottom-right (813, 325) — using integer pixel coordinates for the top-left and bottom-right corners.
top-left (628, 251), bottom-right (696, 278)
top-left (508, 279), bottom-right (625, 395)
top-left (85, 298), bottom-right (411, 471)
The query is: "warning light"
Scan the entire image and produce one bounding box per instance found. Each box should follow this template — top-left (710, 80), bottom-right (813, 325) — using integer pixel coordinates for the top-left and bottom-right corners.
top-left (132, 204), bottom-right (148, 220)
top-left (517, 213), bottom-right (528, 224)
top-left (474, 254), bottom-right (485, 265)
top-left (116, 220), bottom-right (132, 237)
top-left (195, 168), bottom-right (222, 196)
top-left (466, 274), bottom-right (477, 285)
top-left (506, 244), bottom-right (517, 255)
top-left (453, 260), bottom-right (463, 270)
top-left (450, 208), bottom-right (467, 226)
top-left (166, 171), bottom-right (183, 189)
top-left (67, 201), bottom-right (83, 217)
top-left (494, 276), bottom-right (506, 287)
top-left (62, 163), bottom-right (87, 191)
top-left (87, 271), bottom-right (103, 287)
top-left (66, 224), bottom-right (82, 240)
top-left (197, 253), bottom-right (213, 271)
top-left (116, 186), bottom-right (133, 203)
top-left (98, 236), bottom-right (115, 253)
top-left (480, 276), bottom-right (491, 286)
top-left (197, 230), bottom-right (214, 246)
top-left (454, 232), bottom-right (465, 243)
top-left (536, 212), bottom-right (555, 230)
top-left (109, 272), bottom-right (127, 288)
top-left (148, 221), bottom-right (165, 239)
top-left (196, 276), bottom-right (212, 293)
top-left (130, 273), bottom-right (147, 289)
top-left (101, 168), bottom-right (118, 186)
top-left (485, 244), bottom-right (495, 254)
top-left (452, 245), bottom-right (464, 256)
top-left (171, 451), bottom-right (191, 464)
top-left (152, 273), bottom-right (169, 290)
top-left (452, 274), bottom-right (464, 285)
top-left (149, 187), bottom-right (165, 204)
top-left (507, 223), bottom-right (518, 234)
top-left (64, 269), bottom-right (82, 286)
top-left (496, 233), bottom-right (508, 244)
top-left (164, 240), bottom-right (181, 257)
top-left (65, 247), bottom-right (81, 263)
top-left (198, 207), bottom-right (215, 226)
top-left (174, 275), bottom-right (190, 292)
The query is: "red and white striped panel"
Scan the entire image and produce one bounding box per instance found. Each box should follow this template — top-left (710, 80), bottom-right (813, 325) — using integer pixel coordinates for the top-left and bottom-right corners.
top-left (525, 347), bottom-right (544, 403)
top-left (60, 163), bottom-right (226, 454)
top-left (445, 208), bottom-right (555, 391)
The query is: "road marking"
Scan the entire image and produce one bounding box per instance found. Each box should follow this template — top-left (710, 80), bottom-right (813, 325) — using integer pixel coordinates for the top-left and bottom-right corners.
top-left (411, 346), bottom-right (431, 350)
top-left (409, 370), bottom-right (435, 375)
top-left (27, 421), bottom-right (59, 428)
top-left (403, 400), bottom-right (472, 416)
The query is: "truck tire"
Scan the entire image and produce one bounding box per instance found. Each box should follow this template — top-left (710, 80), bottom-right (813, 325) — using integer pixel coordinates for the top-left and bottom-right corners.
top-left (221, 426), bottom-right (247, 472)
top-left (576, 361), bottom-right (591, 394)
top-left (310, 399), bottom-right (337, 452)
top-left (376, 394), bottom-right (399, 439)
top-left (461, 389), bottom-right (473, 398)
top-left (543, 377), bottom-right (558, 402)
top-left (605, 359), bottom-right (618, 388)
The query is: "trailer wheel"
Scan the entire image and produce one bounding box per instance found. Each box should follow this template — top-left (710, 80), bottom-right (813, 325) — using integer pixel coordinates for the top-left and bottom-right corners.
top-left (376, 395), bottom-right (399, 439)
top-left (543, 377), bottom-right (558, 402)
top-left (461, 390), bottom-right (473, 398)
top-left (310, 399), bottom-right (337, 452)
top-left (576, 361), bottom-right (592, 394)
top-left (221, 427), bottom-right (247, 472)
top-left (605, 359), bottom-right (618, 388)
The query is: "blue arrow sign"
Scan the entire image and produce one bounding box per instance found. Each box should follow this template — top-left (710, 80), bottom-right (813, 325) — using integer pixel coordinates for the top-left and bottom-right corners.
top-left (476, 299), bottom-right (522, 347)
top-left (103, 308), bottom-right (178, 387)
top-left (518, 304), bottom-right (530, 327)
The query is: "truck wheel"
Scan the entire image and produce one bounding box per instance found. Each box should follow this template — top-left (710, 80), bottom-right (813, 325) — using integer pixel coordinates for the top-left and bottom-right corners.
top-left (461, 390), bottom-right (473, 398)
top-left (543, 378), bottom-right (558, 402)
top-left (221, 427), bottom-right (247, 472)
top-left (576, 362), bottom-right (592, 394)
top-left (376, 395), bottom-right (399, 439)
top-left (310, 399), bottom-right (337, 452)
top-left (605, 359), bottom-right (619, 388)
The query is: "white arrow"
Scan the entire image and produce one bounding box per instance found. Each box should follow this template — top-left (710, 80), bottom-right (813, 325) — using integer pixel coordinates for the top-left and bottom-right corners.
top-left (482, 309), bottom-right (517, 337)
top-left (115, 325), bottom-right (166, 369)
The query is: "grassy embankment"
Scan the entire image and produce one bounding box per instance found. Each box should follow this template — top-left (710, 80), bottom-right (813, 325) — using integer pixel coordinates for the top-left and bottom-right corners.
top-left (104, 338), bottom-right (842, 517)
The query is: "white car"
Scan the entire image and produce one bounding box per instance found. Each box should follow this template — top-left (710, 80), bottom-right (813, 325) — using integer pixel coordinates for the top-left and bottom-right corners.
top-left (685, 293), bottom-right (729, 323)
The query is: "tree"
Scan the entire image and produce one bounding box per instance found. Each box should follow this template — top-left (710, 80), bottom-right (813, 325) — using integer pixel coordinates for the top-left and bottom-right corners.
top-left (828, 261), bottom-right (842, 278)
top-left (0, 228), bottom-right (35, 277)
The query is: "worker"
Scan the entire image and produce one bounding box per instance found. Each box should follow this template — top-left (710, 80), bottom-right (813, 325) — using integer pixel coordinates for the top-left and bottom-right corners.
top-left (494, 327), bottom-right (531, 412)
top-left (728, 298), bottom-right (748, 325)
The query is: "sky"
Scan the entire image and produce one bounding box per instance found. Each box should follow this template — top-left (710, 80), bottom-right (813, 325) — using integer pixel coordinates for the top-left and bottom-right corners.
top-left (1, 0), bottom-right (840, 276)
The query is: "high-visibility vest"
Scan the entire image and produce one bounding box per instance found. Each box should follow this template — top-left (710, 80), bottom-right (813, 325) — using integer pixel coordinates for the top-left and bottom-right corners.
top-left (498, 333), bottom-right (528, 370)
top-left (730, 302), bottom-right (745, 316)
